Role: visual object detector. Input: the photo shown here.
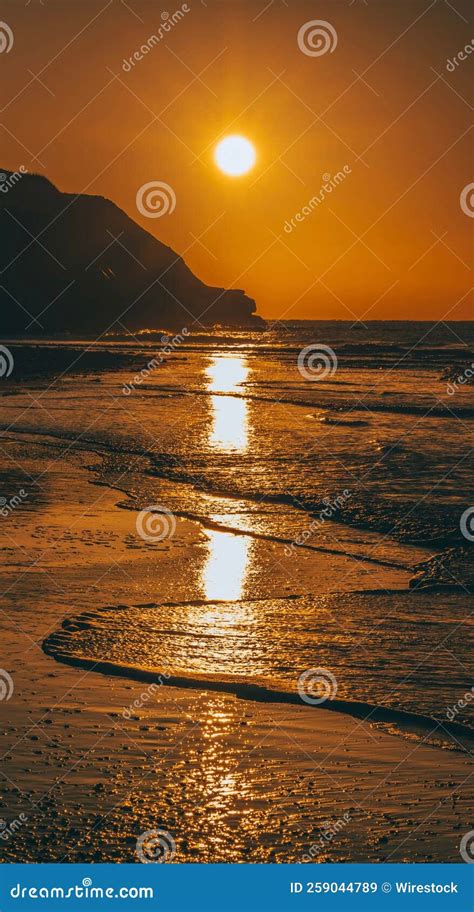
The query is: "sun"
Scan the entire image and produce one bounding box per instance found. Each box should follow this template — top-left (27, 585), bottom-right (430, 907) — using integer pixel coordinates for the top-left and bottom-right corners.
top-left (214, 135), bottom-right (256, 177)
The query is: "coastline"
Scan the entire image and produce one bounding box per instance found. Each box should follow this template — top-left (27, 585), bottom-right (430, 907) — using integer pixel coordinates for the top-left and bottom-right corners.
top-left (0, 436), bottom-right (472, 862)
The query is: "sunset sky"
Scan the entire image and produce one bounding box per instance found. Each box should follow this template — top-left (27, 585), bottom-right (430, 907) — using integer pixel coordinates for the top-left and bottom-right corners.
top-left (1, 0), bottom-right (472, 321)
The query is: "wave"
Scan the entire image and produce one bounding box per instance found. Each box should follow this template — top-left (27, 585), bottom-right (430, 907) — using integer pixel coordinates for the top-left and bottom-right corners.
top-left (40, 584), bottom-right (474, 754)
top-left (1, 425), bottom-right (470, 554)
top-left (42, 624), bottom-right (474, 751)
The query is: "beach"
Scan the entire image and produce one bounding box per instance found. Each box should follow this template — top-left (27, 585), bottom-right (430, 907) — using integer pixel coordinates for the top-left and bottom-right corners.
top-left (0, 323), bottom-right (473, 863)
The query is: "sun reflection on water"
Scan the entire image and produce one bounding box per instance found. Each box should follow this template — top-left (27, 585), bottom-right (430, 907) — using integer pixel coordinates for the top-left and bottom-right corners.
top-left (205, 356), bottom-right (249, 451)
top-left (202, 528), bottom-right (250, 602)
top-left (198, 357), bottom-right (253, 627)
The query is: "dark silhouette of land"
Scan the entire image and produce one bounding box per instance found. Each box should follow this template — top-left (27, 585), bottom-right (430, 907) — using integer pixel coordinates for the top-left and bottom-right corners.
top-left (0, 170), bottom-right (263, 335)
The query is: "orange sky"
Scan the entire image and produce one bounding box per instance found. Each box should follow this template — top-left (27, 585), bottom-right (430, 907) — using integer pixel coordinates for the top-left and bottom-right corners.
top-left (1, 0), bottom-right (472, 321)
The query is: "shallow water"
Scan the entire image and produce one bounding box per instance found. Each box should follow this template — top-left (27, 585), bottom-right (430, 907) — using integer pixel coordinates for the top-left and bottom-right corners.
top-left (1, 321), bottom-right (473, 734)
top-left (43, 591), bottom-right (474, 733)
top-left (4, 321), bottom-right (474, 534)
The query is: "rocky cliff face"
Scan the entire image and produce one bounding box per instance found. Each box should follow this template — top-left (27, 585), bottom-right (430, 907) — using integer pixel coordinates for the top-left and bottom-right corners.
top-left (0, 170), bottom-right (263, 334)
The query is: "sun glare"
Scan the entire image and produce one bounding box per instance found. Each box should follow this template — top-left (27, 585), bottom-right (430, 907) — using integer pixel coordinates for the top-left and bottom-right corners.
top-left (205, 356), bottom-right (249, 451)
top-left (214, 135), bottom-right (256, 177)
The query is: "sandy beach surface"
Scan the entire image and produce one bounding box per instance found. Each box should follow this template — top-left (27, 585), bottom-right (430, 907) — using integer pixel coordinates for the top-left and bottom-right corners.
top-left (1, 433), bottom-right (472, 864)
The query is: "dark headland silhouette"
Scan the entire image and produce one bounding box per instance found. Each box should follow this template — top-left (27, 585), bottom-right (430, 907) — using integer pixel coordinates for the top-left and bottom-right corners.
top-left (0, 170), bottom-right (264, 335)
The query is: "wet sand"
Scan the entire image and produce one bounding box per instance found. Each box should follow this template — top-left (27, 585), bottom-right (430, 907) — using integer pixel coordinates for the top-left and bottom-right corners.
top-left (0, 438), bottom-right (472, 863)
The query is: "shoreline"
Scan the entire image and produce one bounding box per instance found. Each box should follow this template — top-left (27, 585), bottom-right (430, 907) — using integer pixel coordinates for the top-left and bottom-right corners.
top-left (0, 437), bottom-right (473, 862)
top-left (42, 628), bottom-right (474, 749)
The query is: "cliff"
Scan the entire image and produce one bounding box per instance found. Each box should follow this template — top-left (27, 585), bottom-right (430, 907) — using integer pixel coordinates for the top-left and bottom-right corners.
top-left (0, 170), bottom-right (263, 334)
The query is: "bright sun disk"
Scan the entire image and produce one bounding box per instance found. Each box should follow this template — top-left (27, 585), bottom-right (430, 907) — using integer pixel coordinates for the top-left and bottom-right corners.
top-left (214, 135), bottom-right (256, 177)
